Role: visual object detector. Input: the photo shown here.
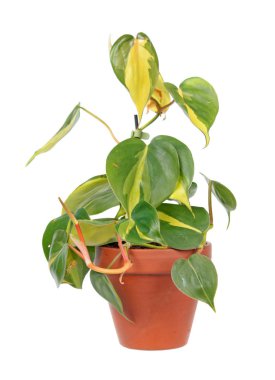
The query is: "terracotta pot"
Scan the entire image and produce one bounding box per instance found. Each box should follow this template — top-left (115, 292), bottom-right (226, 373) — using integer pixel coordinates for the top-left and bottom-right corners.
top-left (95, 243), bottom-right (212, 350)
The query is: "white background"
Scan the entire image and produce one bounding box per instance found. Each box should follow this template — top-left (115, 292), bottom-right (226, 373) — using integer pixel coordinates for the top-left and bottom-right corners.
top-left (1, 0), bottom-right (274, 378)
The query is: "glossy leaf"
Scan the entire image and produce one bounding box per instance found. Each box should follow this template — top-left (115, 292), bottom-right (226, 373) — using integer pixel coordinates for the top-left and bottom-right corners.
top-left (202, 174), bottom-right (237, 227)
top-left (26, 103), bottom-right (80, 165)
top-left (43, 209), bottom-right (91, 289)
top-left (171, 253), bottom-right (218, 311)
top-left (147, 73), bottom-right (171, 113)
top-left (70, 219), bottom-right (117, 246)
top-left (189, 182), bottom-right (198, 198)
top-left (118, 200), bottom-right (164, 245)
top-left (42, 208), bottom-right (89, 260)
top-left (165, 77), bottom-right (219, 146)
top-left (153, 136), bottom-right (194, 211)
top-left (62, 175), bottom-right (119, 215)
top-left (157, 203), bottom-right (209, 249)
top-left (90, 271), bottom-right (126, 318)
top-left (48, 230), bottom-right (68, 287)
top-left (110, 33), bottom-right (159, 120)
top-left (106, 137), bottom-right (179, 216)
top-left (63, 247), bottom-right (95, 289)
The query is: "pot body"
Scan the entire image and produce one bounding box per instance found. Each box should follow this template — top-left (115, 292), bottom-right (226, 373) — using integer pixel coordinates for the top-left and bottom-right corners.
top-left (95, 243), bottom-right (212, 350)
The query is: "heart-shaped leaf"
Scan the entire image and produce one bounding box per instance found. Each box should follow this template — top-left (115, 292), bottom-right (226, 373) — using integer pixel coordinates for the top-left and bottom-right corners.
top-left (110, 33), bottom-right (159, 120)
top-left (26, 103), bottom-right (80, 165)
top-left (157, 203), bottom-right (209, 249)
top-left (90, 271), bottom-right (127, 319)
top-left (106, 137), bottom-right (179, 216)
top-left (48, 230), bottom-right (68, 287)
top-left (153, 136), bottom-right (194, 211)
top-left (165, 77), bottom-right (219, 146)
top-left (171, 253), bottom-right (218, 311)
top-left (62, 175), bottom-right (119, 215)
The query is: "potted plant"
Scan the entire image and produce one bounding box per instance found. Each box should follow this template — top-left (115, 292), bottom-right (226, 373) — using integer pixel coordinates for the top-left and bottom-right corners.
top-left (26, 32), bottom-right (236, 350)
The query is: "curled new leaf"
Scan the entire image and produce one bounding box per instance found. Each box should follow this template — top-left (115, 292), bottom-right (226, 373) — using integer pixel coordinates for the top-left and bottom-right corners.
top-left (147, 74), bottom-right (171, 113)
top-left (26, 103), bottom-right (80, 165)
top-left (110, 33), bottom-right (159, 121)
top-left (202, 174), bottom-right (237, 228)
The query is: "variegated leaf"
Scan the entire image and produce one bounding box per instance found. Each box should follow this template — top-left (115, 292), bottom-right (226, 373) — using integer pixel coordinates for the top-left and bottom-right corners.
top-left (110, 33), bottom-right (159, 121)
top-left (165, 77), bottom-right (219, 146)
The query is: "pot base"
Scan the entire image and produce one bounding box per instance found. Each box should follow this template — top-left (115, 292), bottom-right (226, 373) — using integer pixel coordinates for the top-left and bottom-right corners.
top-left (109, 274), bottom-right (198, 350)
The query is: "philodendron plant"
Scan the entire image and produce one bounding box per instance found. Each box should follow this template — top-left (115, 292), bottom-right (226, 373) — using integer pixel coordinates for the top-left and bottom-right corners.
top-left (27, 32), bottom-right (236, 315)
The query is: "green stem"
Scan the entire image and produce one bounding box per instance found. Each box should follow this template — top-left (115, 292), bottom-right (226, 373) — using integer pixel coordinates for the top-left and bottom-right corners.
top-left (208, 180), bottom-right (214, 227)
top-left (138, 113), bottom-right (160, 131)
top-left (80, 106), bottom-right (119, 144)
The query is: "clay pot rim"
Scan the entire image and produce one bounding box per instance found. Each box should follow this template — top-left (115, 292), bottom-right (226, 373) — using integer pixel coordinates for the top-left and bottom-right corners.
top-left (99, 241), bottom-right (211, 255)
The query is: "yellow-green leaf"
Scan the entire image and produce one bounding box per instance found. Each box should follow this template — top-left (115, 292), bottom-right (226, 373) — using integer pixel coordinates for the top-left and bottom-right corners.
top-left (165, 78), bottom-right (219, 146)
top-left (26, 103), bottom-right (80, 165)
top-left (147, 73), bottom-right (171, 113)
top-left (62, 175), bottom-right (119, 216)
top-left (110, 33), bottom-right (159, 121)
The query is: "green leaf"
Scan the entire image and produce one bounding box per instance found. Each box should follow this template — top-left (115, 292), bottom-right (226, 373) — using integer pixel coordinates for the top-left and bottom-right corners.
top-left (43, 214), bottom-right (69, 260)
top-left (118, 201), bottom-right (164, 245)
top-left (153, 136), bottom-right (194, 211)
top-left (157, 203), bottom-right (209, 249)
top-left (202, 174), bottom-right (237, 228)
top-left (63, 246), bottom-right (95, 289)
top-left (106, 137), bottom-right (180, 217)
top-left (48, 230), bottom-right (68, 287)
top-left (26, 103), bottom-right (80, 165)
top-left (62, 175), bottom-right (119, 215)
top-left (171, 253), bottom-right (218, 311)
top-left (70, 219), bottom-right (117, 246)
top-left (90, 271), bottom-right (127, 318)
top-left (43, 208), bottom-right (92, 289)
top-left (42, 208), bottom-right (89, 260)
top-left (189, 182), bottom-right (197, 198)
top-left (110, 33), bottom-right (159, 120)
top-left (131, 201), bottom-right (164, 244)
top-left (165, 77), bottom-right (219, 146)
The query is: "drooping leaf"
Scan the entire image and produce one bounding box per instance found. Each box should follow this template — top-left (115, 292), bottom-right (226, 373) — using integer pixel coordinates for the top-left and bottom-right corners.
top-left (26, 103), bottom-right (80, 165)
top-left (202, 174), bottom-right (237, 228)
top-left (90, 271), bottom-right (127, 318)
top-left (189, 182), bottom-right (197, 198)
top-left (106, 137), bottom-right (179, 216)
top-left (43, 208), bottom-right (91, 289)
top-left (165, 77), bottom-right (219, 146)
top-left (110, 33), bottom-right (159, 120)
top-left (62, 175), bottom-right (119, 215)
top-left (171, 253), bottom-right (218, 311)
top-left (157, 203), bottom-right (209, 249)
top-left (70, 219), bottom-right (117, 246)
top-left (42, 208), bottom-right (89, 260)
top-left (63, 247), bottom-right (95, 289)
top-left (147, 73), bottom-right (171, 113)
top-left (153, 136), bottom-right (194, 211)
top-left (48, 230), bottom-right (68, 287)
